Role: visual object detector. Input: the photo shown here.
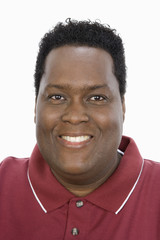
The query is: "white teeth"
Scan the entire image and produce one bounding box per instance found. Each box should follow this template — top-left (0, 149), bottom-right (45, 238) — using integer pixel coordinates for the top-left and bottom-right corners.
top-left (61, 136), bottom-right (91, 143)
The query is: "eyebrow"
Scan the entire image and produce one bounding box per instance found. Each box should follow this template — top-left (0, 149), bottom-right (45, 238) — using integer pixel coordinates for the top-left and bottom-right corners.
top-left (45, 83), bottom-right (108, 91)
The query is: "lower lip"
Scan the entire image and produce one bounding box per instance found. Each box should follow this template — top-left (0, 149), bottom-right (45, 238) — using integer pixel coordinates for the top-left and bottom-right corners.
top-left (57, 137), bottom-right (93, 148)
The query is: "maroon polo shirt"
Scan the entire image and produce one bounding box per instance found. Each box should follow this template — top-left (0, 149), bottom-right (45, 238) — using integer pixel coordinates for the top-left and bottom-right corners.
top-left (0, 136), bottom-right (160, 239)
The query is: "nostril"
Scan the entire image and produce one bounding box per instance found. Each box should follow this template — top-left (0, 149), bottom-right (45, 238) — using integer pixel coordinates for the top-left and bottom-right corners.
top-left (61, 110), bottom-right (89, 124)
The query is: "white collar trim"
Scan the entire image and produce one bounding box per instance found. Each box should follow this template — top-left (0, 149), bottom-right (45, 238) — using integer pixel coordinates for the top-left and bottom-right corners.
top-left (27, 169), bottom-right (47, 213)
top-left (27, 150), bottom-right (144, 215)
top-left (115, 158), bottom-right (144, 214)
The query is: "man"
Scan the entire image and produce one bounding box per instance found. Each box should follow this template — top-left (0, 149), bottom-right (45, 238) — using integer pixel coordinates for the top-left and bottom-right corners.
top-left (0, 19), bottom-right (160, 239)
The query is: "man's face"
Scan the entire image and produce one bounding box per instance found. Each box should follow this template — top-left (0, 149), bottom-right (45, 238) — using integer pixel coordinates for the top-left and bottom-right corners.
top-left (35, 46), bottom-right (125, 184)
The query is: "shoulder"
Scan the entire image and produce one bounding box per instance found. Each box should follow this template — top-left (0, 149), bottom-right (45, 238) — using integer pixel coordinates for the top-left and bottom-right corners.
top-left (143, 158), bottom-right (160, 174)
top-left (0, 156), bottom-right (29, 168)
top-left (141, 159), bottom-right (160, 189)
top-left (0, 156), bottom-right (29, 181)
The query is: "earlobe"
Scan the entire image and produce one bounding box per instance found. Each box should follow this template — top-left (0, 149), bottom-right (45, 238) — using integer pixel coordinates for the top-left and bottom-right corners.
top-left (122, 96), bottom-right (126, 122)
top-left (34, 114), bottom-right (36, 124)
top-left (34, 99), bottom-right (37, 124)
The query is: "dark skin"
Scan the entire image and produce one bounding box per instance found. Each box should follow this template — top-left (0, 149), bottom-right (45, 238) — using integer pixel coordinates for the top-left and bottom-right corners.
top-left (35, 46), bottom-right (125, 197)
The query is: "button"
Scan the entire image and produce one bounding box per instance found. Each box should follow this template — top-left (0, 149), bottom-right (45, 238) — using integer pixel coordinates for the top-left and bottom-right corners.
top-left (76, 200), bottom-right (84, 208)
top-left (71, 228), bottom-right (79, 236)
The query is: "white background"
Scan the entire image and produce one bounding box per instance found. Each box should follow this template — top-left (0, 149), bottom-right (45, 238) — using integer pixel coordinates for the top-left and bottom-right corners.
top-left (0, 0), bottom-right (159, 162)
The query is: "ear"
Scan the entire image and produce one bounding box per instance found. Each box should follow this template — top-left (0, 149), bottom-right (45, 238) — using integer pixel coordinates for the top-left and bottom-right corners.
top-left (122, 96), bottom-right (126, 122)
top-left (34, 98), bottom-right (37, 124)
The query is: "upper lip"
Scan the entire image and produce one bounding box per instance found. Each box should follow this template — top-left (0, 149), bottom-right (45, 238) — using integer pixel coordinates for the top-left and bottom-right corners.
top-left (58, 133), bottom-right (94, 137)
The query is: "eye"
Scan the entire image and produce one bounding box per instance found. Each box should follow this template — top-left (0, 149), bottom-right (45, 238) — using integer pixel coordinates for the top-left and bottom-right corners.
top-left (89, 95), bottom-right (107, 103)
top-left (87, 94), bottom-right (109, 105)
top-left (49, 94), bottom-right (66, 104)
top-left (51, 95), bottom-right (64, 100)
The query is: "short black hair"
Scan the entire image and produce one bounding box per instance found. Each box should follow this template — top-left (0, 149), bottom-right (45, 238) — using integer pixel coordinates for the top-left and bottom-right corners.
top-left (34, 19), bottom-right (126, 97)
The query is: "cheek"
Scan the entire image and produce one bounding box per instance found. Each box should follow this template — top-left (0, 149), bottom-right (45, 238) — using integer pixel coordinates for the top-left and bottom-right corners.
top-left (95, 109), bottom-right (122, 129)
top-left (36, 106), bottom-right (61, 132)
top-left (93, 107), bottom-right (123, 141)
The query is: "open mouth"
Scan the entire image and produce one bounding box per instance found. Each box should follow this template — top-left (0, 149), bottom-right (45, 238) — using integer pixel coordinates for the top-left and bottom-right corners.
top-left (58, 135), bottom-right (93, 147)
top-left (61, 135), bottom-right (91, 143)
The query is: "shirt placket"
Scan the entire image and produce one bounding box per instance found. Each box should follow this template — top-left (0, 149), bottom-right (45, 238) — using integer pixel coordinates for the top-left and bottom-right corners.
top-left (64, 198), bottom-right (87, 240)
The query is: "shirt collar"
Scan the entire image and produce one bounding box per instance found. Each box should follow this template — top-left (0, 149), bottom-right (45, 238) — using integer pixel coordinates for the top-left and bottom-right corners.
top-left (86, 136), bottom-right (144, 214)
top-left (28, 146), bottom-right (74, 212)
top-left (28, 136), bottom-right (144, 214)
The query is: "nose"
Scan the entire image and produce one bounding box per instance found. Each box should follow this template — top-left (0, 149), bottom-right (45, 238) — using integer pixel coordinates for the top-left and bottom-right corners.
top-left (61, 101), bottom-right (89, 124)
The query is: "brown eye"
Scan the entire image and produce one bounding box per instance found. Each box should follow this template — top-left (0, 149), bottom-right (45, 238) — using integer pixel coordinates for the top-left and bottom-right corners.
top-left (48, 94), bottom-right (66, 104)
top-left (90, 95), bottom-right (105, 101)
top-left (87, 95), bottom-right (108, 105)
top-left (51, 95), bottom-right (65, 100)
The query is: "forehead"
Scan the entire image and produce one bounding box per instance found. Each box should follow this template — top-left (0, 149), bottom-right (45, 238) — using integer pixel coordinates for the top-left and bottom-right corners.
top-left (41, 46), bottom-right (119, 92)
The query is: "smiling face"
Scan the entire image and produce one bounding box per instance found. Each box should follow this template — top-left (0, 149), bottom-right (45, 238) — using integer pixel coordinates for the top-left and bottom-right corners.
top-left (35, 46), bottom-right (125, 185)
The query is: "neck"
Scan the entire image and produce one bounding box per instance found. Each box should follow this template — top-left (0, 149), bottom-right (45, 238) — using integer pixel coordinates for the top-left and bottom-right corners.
top-left (51, 153), bottom-right (122, 197)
